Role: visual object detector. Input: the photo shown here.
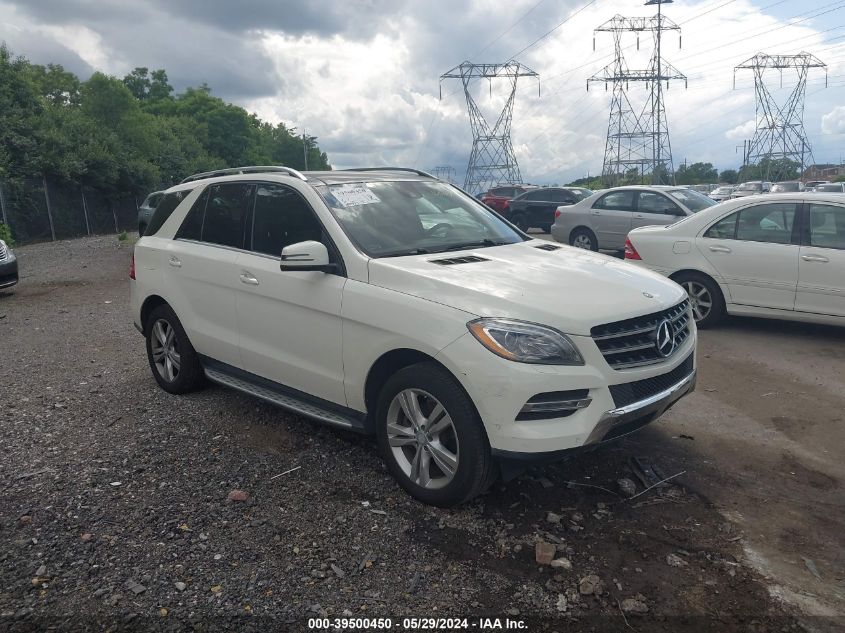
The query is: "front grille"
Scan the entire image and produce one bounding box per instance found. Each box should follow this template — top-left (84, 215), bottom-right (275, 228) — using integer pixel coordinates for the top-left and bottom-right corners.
top-left (591, 300), bottom-right (691, 369)
top-left (0, 242), bottom-right (7, 260)
top-left (609, 353), bottom-right (694, 408)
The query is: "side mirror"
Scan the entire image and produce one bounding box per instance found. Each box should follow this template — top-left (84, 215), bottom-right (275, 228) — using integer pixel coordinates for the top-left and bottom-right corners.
top-left (280, 241), bottom-right (337, 273)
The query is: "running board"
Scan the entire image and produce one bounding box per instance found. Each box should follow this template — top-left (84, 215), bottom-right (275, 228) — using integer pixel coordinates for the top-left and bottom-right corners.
top-left (203, 366), bottom-right (367, 433)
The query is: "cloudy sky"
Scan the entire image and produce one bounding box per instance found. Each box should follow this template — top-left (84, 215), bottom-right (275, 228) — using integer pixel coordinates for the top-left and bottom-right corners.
top-left (1, 0), bottom-right (843, 185)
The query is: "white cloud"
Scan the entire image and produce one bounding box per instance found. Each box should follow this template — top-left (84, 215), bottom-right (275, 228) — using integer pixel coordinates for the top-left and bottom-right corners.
top-left (726, 119), bottom-right (757, 141)
top-left (821, 106), bottom-right (845, 135)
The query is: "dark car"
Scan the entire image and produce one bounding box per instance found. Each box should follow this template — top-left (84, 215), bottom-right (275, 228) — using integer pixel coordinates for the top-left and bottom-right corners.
top-left (479, 185), bottom-right (535, 213)
top-left (505, 187), bottom-right (593, 232)
top-left (138, 191), bottom-right (165, 236)
top-left (0, 238), bottom-right (18, 290)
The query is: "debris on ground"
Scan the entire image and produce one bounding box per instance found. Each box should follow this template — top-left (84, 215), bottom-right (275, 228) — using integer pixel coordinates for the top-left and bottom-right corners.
top-left (535, 541), bottom-right (556, 565)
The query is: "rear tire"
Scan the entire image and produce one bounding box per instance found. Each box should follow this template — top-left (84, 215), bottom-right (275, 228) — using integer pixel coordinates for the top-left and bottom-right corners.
top-left (145, 304), bottom-right (205, 394)
top-left (540, 223), bottom-right (553, 234)
top-left (672, 272), bottom-right (725, 329)
top-left (570, 227), bottom-right (598, 251)
top-left (511, 214), bottom-right (528, 232)
top-left (375, 362), bottom-right (495, 507)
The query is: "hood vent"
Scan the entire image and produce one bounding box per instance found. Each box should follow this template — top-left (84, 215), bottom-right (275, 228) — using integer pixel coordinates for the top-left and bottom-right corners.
top-left (430, 255), bottom-right (490, 266)
top-left (534, 243), bottom-right (561, 252)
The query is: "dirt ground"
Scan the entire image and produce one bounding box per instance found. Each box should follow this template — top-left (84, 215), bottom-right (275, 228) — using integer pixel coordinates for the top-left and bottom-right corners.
top-left (0, 235), bottom-right (842, 632)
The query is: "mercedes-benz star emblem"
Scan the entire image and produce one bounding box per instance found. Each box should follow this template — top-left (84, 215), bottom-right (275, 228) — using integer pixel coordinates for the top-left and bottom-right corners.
top-left (655, 319), bottom-right (676, 358)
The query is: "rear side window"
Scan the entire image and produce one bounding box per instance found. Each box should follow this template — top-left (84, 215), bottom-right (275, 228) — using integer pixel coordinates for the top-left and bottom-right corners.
top-left (809, 204), bottom-right (845, 250)
top-left (594, 190), bottom-right (635, 211)
top-left (735, 203), bottom-right (797, 245)
top-left (705, 212), bottom-right (738, 239)
top-left (145, 190), bottom-right (193, 236)
top-left (251, 184), bottom-right (324, 256)
top-left (201, 183), bottom-right (254, 249)
top-left (176, 188), bottom-right (209, 241)
top-left (637, 192), bottom-right (682, 215)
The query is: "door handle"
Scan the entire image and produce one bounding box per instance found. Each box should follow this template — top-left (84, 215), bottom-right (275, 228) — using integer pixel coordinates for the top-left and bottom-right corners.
top-left (591, 210), bottom-right (601, 216)
top-left (634, 214), bottom-right (644, 219)
top-left (801, 254), bottom-right (829, 263)
top-left (239, 272), bottom-right (260, 285)
top-left (708, 245), bottom-right (731, 253)
top-left (168, 256), bottom-right (182, 268)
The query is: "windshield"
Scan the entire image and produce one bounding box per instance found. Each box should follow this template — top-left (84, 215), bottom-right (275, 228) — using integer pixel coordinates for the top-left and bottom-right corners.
top-left (316, 180), bottom-right (525, 257)
top-left (771, 182), bottom-right (800, 192)
top-left (712, 187), bottom-right (731, 194)
top-left (666, 189), bottom-right (717, 212)
top-left (737, 182), bottom-right (762, 192)
top-left (571, 188), bottom-right (593, 201)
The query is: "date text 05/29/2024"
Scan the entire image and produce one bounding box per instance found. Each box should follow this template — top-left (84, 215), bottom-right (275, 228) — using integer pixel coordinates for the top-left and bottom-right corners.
top-left (307, 617), bottom-right (527, 630)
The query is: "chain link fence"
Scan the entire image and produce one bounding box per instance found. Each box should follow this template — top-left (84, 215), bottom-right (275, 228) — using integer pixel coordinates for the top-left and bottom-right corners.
top-left (0, 175), bottom-right (142, 244)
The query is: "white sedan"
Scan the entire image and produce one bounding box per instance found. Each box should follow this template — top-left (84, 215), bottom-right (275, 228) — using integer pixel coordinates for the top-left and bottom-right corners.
top-left (624, 193), bottom-right (845, 328)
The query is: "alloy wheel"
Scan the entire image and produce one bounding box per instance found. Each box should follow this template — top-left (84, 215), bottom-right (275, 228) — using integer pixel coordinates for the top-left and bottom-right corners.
top-left (150, 319), bottom-right (181, 382)
top-left (386, 388), bottom-right (460, 490)
top-left (682, 281), bottom-right (712, 322)
top-left (573, 233), bottom-right (593, 250)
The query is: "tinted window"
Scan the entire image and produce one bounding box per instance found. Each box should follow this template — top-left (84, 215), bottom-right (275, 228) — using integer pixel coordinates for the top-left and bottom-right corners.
top-left (705, 212), bottom-right (738, 239)
top-left (145, 189), bottom-right (193, 236)
top-left (594, 190), bottom-right (635, 211)
top-left (251, 184), bottom-right (324, 256)
top-left (771, 182), bottom-right (800, 193)
top-left (202, 183), bottom-right (253, 249)
top-left (491, 187), bottom-right (513, 197)
top-left (524, 190), bottom-right (547, 201)
top-left (735, 203), bottom-right (797, 245)
top-left (176, 187), bottom-right (209, 241)
top-left (667, 189), bottom-right (717, 212)
top-left (809, 204), bottom-right (845, 250)
top-left (816, 183), bottom-right (844, 192)
top-left (548, 190), bottom-right (570, 203)
top-left (637, 192), bottom-right (682, 215)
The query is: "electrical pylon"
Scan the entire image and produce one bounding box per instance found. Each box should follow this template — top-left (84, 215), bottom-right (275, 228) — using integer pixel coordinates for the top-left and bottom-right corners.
top-left (431, 166), bottom-right (457, 183)
top-left (734, 52), bottom-right (827, 175)
top-left (440, 61), bottom-right (539, 194)
top-left (589, 0), bottom-right (686, 186)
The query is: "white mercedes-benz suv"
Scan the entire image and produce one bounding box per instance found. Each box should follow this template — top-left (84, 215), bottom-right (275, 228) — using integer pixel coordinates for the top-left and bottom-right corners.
top-left (130, 166), bottom-right (697, 506)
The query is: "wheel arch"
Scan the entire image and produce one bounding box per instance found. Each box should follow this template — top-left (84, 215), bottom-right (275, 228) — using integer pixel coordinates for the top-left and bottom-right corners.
top-left (669, 268), bottom-right (731, 305)
top-left (140, 294), bottom-right (170, 335)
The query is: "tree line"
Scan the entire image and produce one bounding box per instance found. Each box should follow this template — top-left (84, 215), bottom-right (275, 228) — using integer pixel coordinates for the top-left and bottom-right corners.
top-left (0, 44), bottom-right (330, 202)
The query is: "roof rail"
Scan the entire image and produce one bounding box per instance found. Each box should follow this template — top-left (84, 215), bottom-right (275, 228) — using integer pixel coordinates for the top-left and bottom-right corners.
top-left (180, 165), bottom-right (307, 184)
top-left (340, 167), bottom-right (436, 178)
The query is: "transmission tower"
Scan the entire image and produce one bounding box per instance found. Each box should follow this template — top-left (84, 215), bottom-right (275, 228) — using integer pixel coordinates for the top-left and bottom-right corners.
top-left (440, 61), bottom-right (539, 194)
top-left (589, 0), bottom-right (686, 186)
top-left (734, 52), bottom-right (827, 176)
top-left (431, 166), bottom-right (457, 183)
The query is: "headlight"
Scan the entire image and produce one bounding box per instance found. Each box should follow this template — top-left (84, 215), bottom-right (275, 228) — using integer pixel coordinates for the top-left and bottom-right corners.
top-left (467, 318), bottom-right (584, 365)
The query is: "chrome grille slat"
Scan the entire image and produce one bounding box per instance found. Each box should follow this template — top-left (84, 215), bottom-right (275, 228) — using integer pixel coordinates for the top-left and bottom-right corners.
top-left (591, 300), bottom-right (691, 370)
top-left (0, 242), bottom-right (7, 260)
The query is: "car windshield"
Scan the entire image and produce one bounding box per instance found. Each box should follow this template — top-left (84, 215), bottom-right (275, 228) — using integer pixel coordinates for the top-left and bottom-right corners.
top-left (737, 183), bottom-right (762, 192)
top-left (570, 188), bottom-right (593, 201)
top-left (666, 189), bottom-right (717, 212)
top-left (315, 180), bottom-right (526, 257)
top-left (712, 187), bottom-right (731, 194)
top-left (771, 182), bottom-right (800, 192)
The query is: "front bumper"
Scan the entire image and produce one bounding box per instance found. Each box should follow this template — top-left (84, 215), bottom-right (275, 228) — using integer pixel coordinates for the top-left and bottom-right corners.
top-left (434, 328), bottom-right (697, 456)
top-left (0, 253), bottom-right (18, 288)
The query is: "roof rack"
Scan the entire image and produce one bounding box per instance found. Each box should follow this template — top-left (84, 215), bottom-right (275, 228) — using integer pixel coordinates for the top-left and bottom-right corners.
top-left (180, 165), bottom-right (307, 184)
top-left (340, 167), bottom-right (436, 178)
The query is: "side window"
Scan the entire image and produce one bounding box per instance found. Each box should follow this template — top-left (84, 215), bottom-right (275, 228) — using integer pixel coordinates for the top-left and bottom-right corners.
top-left (637, 192), bottom-right (682, 215)
top-left (145, 189), bottom-right (193, 236)
top-left (525, 190), bottom-right (546, 201)
top-left (735, 203), bottom-right (797, 245)
top-left (549, 190), bottom-right (568, 203)
top-left (594, 190), bottom-right (635, 211)
top-left (705, 212), bottom-right (738, 239)
top-left (492, 187), bottom-right (511, 197)
top-left (251, 184), bottom-right (324, 257)
top-left (176, 187), bottom-right (209, 241)
top-left (201, 183), bottom-right (254, 249)
top-left (809, 204), bottom-right (845, 250)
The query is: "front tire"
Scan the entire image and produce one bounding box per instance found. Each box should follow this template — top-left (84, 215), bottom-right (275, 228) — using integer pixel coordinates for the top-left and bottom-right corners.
top-left (145, 304), bottom-right (205, 394)
top-left (673, 272), bottom-right (725, 328)
top-left (375, 363), bottom-right (495, 507)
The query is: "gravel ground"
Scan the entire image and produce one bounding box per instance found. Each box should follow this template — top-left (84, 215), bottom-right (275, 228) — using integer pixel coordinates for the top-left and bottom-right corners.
top-left (0, 235), bottom-right (840, 632)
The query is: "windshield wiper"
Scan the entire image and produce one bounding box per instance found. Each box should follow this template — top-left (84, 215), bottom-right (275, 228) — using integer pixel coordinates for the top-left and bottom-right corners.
top-left (378, 248), bottom-right (432, 258)
top-left (437, 239), bottom-right (508, 252)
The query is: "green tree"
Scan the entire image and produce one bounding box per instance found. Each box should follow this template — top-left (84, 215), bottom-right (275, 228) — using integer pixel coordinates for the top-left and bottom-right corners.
top-left (718, 169), bottom-right (738, 184)
top-left (676, 162), bottom-right (718, 185)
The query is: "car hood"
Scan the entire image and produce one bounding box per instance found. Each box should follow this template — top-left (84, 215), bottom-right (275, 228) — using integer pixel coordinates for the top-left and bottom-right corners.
top-left (367, 241), bottom-right (686, 336)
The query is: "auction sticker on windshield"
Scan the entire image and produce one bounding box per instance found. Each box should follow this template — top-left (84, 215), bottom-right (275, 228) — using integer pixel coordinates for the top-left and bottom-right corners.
top-left (329, 183), bottom-right (381, 207)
